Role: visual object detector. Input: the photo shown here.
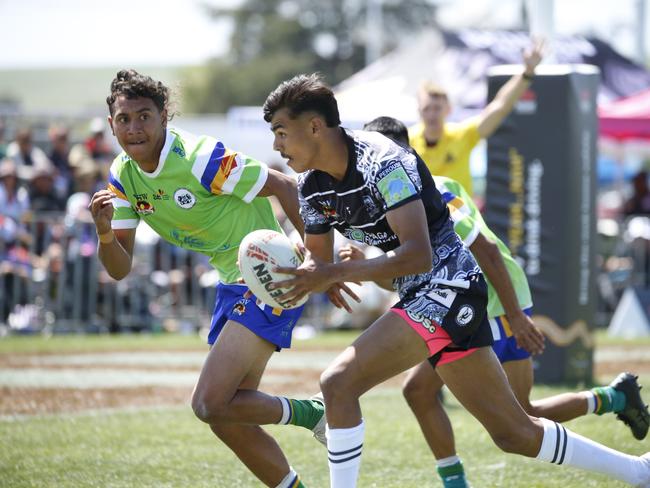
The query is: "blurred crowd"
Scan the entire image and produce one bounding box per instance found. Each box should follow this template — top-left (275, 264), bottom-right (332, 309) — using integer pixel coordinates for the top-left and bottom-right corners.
top-left (0, 117), bottom-right (115, 331)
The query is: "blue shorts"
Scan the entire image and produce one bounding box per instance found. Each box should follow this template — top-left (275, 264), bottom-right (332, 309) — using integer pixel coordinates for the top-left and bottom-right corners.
top-left (208, 282), bottom-right (304, 350)
top-left (489, 307), bottom-right (532, 363)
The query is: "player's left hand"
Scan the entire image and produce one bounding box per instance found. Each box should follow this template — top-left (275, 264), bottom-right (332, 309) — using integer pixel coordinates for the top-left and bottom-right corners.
top-left (273, 251), bottom-right (360, 309)
top-left (508, 311), bottom-right (545, 355)
top-left (523, 38), bottom-right (544, 76)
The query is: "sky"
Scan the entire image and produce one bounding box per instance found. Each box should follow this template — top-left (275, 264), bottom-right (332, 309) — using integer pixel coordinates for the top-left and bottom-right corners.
top-left (0, 0), bottom-right (236, 68)
top-left (0, 0), bottom-right (648, 69)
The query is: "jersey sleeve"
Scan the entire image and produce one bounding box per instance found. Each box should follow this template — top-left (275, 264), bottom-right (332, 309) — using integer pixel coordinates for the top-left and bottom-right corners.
top-left (372, 151), bottom-right (421, 211)
top-left (107, 169), bottom-right (139, 230)
top-left (192, 140), bottom-right (268, 203)
top-left (437, 181), bottom-right (480, 246)
top-left (298, 182), bottom-right (331, 235)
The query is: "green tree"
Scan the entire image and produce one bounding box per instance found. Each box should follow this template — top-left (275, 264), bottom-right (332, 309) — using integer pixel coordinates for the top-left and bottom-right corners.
top-left (182, 0), bottom-right (437, 113)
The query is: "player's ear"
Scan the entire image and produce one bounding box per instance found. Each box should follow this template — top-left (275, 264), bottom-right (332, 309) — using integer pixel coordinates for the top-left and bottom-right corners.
top-left (161, 109), bottom-right (168, 129)
top-left (107, 116), bottom-right (115, 136)
top-left (310, 116), bottom-right (324, 135)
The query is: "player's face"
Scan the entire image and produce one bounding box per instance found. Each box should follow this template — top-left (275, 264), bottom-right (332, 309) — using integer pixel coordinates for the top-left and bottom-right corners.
top-left (108, 96), bottom-right (167, 169)
top-left (418, 93), bottom-right (449, 133)
top-left (270, 108), bottom-right (319, 173)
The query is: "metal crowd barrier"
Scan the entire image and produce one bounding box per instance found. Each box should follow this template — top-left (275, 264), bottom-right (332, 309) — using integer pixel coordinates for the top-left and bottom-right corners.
top-left (1, 211), bottom-right (216, 334)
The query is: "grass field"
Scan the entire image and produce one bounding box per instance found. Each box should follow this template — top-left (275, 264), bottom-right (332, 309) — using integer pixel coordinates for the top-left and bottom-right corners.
top-left (0, 330), bottom-right (648, 487)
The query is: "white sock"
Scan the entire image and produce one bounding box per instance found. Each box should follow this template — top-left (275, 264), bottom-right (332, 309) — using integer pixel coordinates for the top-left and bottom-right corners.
top-left (436, 455), bottom-right (461, 468)
top-left (327, 421), bottom-right (365, 488)
top-left (277, 397), bottom-right (291, 425)
top-left (275, 467), bottom-right (300, 488)
top-left (536, 418), bottom-right (648, 485)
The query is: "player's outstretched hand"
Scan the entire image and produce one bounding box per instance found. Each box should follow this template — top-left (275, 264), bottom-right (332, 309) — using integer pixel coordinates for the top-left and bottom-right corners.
top-left (523, 38), bottom-right (544, 75)
top-left (89, 190), bottom-right (115, 234)
top-left (509, 311), bottom-right (545, 355)
top-left (338, 243), bottom-right (365, 262)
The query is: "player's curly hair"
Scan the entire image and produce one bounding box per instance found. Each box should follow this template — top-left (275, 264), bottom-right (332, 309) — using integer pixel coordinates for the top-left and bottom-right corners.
top-left (263, 73), bottom-right (340, 127)
top-left (106, 69), bottom-right (173, 118)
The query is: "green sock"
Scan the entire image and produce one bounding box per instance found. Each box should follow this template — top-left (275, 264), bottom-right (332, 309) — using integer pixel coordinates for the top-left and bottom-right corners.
top-left (591, 386), bottom-right (626, 414)
top-left (285, 398), bottom-right (324, 430)
top-left (437, 461), bottom-right (469, 488)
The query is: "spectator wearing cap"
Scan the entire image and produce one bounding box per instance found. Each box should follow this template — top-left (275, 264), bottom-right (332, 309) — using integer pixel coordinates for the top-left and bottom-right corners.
top-left (28, 160), bottom-right (65, 214)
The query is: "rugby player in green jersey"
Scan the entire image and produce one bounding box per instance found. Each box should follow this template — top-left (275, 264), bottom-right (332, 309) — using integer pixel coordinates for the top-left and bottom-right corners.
top-left (89, 69), bottom-right (355, 488)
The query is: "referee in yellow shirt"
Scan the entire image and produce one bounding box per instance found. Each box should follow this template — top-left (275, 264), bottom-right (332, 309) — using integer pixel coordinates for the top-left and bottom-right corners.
top-left (409, 40), bottom-right (543, 196)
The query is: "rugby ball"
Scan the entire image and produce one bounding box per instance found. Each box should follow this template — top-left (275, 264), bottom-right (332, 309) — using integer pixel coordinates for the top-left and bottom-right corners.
top-left (238, 229), bottom-right (309, 309)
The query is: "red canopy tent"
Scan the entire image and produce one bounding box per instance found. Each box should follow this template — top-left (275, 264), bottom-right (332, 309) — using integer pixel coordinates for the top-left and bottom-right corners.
top-left (599, 88), bottom-right (650, 140)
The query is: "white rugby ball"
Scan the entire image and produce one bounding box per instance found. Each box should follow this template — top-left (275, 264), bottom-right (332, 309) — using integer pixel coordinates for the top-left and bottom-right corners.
top-left (238, 229), bottom-right (309, 309)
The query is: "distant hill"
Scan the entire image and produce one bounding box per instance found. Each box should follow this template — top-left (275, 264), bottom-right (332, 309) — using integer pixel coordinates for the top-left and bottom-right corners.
top-left (0, 65), bottom-right (192, 114)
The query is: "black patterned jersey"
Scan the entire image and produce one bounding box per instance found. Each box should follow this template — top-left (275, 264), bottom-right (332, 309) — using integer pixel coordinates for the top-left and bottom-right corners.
top-left (298, 129), bottom-right (481, 299)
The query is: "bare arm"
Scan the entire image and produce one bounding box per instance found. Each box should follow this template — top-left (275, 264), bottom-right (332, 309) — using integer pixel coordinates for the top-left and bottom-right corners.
top-left (89, 190), bottom-right (135, 280)
top-left (275, 199), bottom-right (432, 304)
top-left (477, 39), bottom-right (543, 138)
top-left (469, 232), bottom-right (545, 354)
top-left (257, 168), bottom-right (305, 239)
top-left (338, 243), bottom-right (394, 291)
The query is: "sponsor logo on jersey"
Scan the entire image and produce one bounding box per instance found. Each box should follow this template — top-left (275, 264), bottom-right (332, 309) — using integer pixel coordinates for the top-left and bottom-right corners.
top-left (134, 199), bottom-right (155, 215)
top-left (153, 188), bottom-right (170, 200)
top-left (232, 299), bottom-right (247, 315)
top-left (406, 309), bottom-right (436, 334)
top-left (377, 166), bottom-right (417, 207)
top-left (427, 288), bottom-right (457, 308)
top-left (172, 145), bottom-right (186, 158)
top-left (319, 201), bottom-right (338, 218)
top-left (456, 305), bottom-right (475, 326)
top-left (174, 188), bottom-right (196, 209)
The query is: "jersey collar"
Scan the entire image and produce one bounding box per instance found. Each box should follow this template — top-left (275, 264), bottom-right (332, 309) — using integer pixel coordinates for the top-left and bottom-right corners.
top-left (138, 128), bottom-right (175, 179)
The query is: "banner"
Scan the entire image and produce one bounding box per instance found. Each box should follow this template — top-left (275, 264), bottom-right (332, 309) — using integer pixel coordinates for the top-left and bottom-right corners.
top-left (484, 65), bottom-right (599, 383)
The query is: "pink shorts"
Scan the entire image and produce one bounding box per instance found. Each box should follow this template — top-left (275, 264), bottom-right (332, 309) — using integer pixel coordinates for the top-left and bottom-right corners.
top-left (391, 308), bottom-right (479, 366)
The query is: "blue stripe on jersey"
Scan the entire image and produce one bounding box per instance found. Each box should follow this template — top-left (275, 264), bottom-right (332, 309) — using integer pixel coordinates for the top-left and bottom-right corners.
top-left (200, 142), bottom-right (226, 192)
top-left (440, 190), bottom-right (456, 204)
top-left (108, 171), bottom-right (127, 195)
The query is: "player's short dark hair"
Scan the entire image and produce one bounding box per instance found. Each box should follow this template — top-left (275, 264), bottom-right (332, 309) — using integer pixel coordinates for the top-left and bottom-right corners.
top-left (106, 69), bottom-right (170, 116)
top-left (263, 73), bottom-right (341, 127)
top-left (363, 116), bottom-right (410, 146)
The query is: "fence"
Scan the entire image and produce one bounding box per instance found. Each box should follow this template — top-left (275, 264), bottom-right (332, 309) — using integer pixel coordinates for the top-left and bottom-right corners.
top-left (1, 211), bottom-right (217, 334)
top-left (5, 211), bottom-right (646, 336)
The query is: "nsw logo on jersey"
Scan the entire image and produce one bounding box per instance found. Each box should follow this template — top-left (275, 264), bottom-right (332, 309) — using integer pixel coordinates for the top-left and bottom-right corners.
top-left (376, 166), bottom-right (417, 207)
top-left (174, 188), bottom-right (196, 209)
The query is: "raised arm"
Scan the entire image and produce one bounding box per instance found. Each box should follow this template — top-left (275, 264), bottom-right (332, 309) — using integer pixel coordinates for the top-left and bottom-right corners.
top-left (477, 39), bottom-right (543, 139)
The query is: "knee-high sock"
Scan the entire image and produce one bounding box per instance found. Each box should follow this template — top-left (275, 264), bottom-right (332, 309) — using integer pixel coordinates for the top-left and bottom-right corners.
top-left (326, 421), bottom-right (365, 488)
top-left (535, 418), bottom-right (648, 485)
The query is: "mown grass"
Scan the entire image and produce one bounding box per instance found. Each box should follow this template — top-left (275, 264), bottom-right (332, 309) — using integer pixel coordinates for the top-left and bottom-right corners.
top-left (0, 385), bottom-right (646, 487)
top-left (1, 327), bottom-right (646, 356)
top-left (0, 330), bottom-right (648, 487)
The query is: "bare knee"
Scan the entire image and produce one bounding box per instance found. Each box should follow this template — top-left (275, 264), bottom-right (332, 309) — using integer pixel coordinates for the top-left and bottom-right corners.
top-left (191, 389), bottom-right (229, 424)
top-left (402, 374), bottom-right (438, 411)
top-left (488, 417), bottom-right (542, 456)
top-left (320, 364), bottom-right (357, 404)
